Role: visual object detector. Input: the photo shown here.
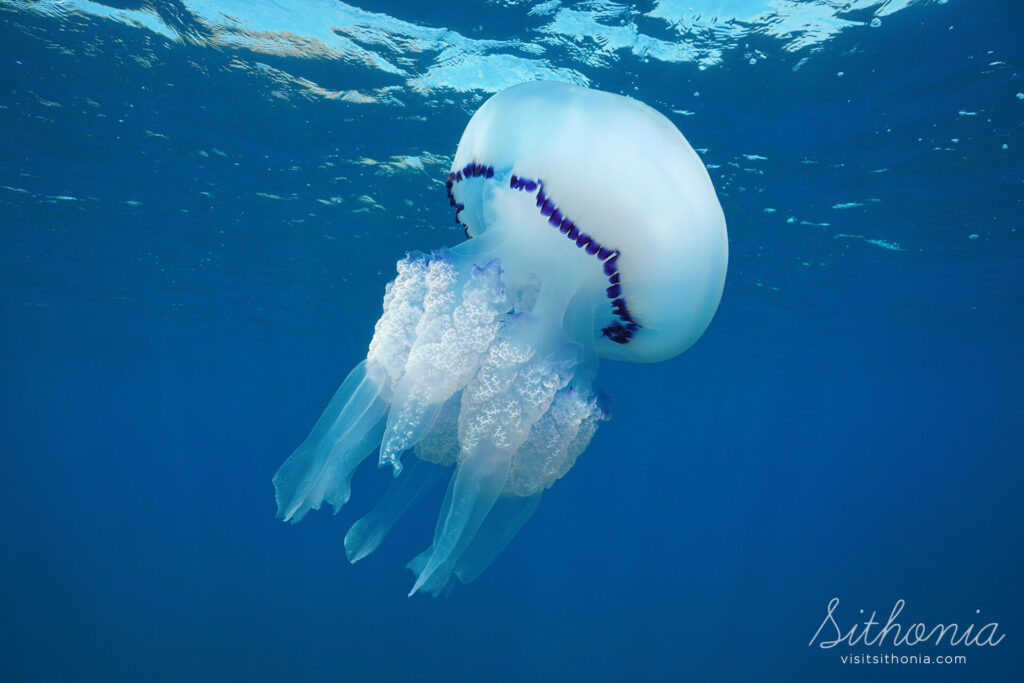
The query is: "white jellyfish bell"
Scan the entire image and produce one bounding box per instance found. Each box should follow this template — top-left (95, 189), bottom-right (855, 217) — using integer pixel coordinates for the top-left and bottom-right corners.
top-left (273, 81), bottom-right (728, 596)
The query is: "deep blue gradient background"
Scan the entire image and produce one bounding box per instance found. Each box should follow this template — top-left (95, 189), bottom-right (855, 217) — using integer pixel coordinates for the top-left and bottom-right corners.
top-left (1, 1), bottom-right (1022, 681)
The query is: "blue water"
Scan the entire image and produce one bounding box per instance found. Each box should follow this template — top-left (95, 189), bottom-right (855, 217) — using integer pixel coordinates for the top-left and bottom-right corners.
top-left (1, 1), bottom-right (1021, 681)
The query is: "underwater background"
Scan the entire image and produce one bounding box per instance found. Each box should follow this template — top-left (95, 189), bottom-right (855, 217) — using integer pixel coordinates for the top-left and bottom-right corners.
top-left (1, 0), bottom-right (1021, 681)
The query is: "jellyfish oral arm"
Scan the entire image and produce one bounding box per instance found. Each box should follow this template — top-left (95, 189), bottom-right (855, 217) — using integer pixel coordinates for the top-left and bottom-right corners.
top-left (272, 360), bottom-right (390, 524)
top-left (274, 247), bottom-right (606, 595)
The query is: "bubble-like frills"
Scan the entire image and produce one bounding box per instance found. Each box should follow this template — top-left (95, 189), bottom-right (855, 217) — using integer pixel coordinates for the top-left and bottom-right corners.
top-left (273, 249), bottom-right (607, 596)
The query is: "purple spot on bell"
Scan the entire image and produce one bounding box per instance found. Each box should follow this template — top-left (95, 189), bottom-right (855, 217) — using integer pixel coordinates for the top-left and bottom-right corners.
top-left (609, 272), bottom-right (620, 284)
top-left (576, 233), bottom-right (591, 248)
top-left (606, 284), bottom-right (621, 298)
top-left (559, 220), bottom-right (573, 234)
top-left (626, 322), bottom-right (639, 331)
top-left (447, 172), bottom-right (455, 182)
top-left (596, 246), bottom-right (613, 260)
top-left (523, 180), bottom-right (537, 192)
top-left (485, 167), bottom-right (494, 178)
top-left (585, 241), bottom-right (601, 255)
top-left (449, 197), bottom-right (456, 207)
top-left (455, 171), bottom-right (463, 181)
top-left (603, 255), bottom-right (619, 276)
top-left (540, 200), bottom-right (554, 216)
top-left (567, 225), bottom-right (580, 239)
top-left (456, 203), bottom-right (465, 211)
top-left (536, 189), bottom-right (546, 206)
top-left (601, 322), bottom-right (631, 345)
top-left (611, 298), bottom-right (626, 308)
top-left (510, 174), bottom-right (518, 188)
top-left (548, 209), bottom-right (563, 226)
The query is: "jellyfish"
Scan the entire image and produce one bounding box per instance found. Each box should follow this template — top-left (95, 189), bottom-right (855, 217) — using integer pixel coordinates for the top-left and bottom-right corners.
top-left (273, 81), bottom-right (728, 596)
